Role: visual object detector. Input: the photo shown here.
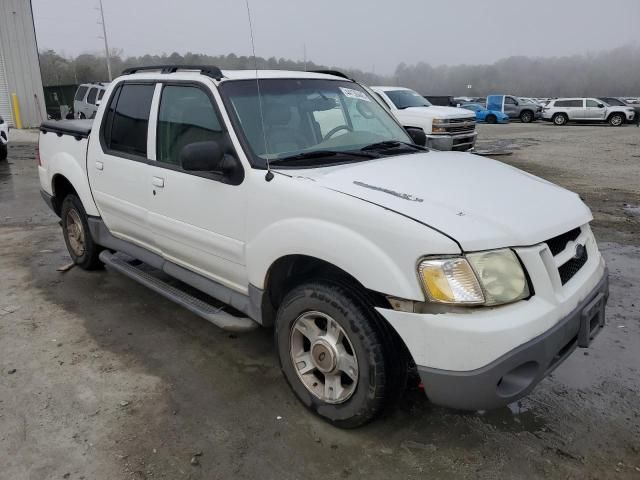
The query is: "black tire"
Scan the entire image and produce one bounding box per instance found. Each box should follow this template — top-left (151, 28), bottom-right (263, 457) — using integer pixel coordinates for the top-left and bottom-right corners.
top-left (485, 114), bottom-right (497, 124)
top-left (520, 110), bottom-right (534, 123)
top-left (60, 194), bottom-right (104, 270)
top-left (0, 144), bottom-right (6, 161)
top-left (553, 113), bottom-right (568, 126)
top-left (79, 112), bottom-right (86, 119)
top-left (608, 113), bottom-right (624, 127)
top-left (275, 279), bottom-right (403, 428)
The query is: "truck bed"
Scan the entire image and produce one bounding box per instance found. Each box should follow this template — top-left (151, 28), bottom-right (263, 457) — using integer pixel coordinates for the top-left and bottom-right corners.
top-left (40, 119), bottom-right (93, 139)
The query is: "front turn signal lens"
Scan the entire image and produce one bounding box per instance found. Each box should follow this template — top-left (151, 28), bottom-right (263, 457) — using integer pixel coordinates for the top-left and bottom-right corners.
top-left (418, 258), bottom-right (485, 305)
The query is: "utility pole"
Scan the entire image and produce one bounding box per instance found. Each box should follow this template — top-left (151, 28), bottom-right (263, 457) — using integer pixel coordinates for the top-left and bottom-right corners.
top-left (97, 0), bottom-right (112, 81)
top-left (303, 43), bottom-right (307, 71)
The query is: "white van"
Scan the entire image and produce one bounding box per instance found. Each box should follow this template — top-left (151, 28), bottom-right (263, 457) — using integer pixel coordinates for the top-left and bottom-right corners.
top-left (73, 82), bottom-right (109, 119)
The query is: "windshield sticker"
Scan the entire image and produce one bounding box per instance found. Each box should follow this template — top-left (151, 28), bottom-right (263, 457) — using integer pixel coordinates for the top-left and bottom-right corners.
top-left (340, 87), bottom-right (371, 102)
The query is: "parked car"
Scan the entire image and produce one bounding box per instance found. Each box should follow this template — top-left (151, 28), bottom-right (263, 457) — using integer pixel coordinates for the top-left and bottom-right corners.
top-left (370, 86), bottom-right (477, 151)
top-left (0, 115), bottom-right (8, 160)
top-left (73, 82), bottom-right (109, 119)
top-left (542, 98), bottom-right (636, 126)
top-left (486, 95), bottom-right (542, 123)
top-left (39, 66), bottom-right (608, 428)
top-left (460, 103), bottom-right (509, 124)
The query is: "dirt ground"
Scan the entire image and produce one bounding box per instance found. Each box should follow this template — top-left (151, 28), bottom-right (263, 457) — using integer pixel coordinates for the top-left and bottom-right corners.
top-left (1, 122), bottom-right (639, 479)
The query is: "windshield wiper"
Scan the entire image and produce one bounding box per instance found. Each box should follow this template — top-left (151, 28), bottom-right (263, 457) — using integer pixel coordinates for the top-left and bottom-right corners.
top-left (269, 149), bottom-right (379, 166)
top-left (361, 141), bottom-right (427, 152)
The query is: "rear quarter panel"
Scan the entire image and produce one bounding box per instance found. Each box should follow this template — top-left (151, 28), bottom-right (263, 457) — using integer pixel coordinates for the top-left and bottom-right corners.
top-left (38, 131), bottom-right (99, 216)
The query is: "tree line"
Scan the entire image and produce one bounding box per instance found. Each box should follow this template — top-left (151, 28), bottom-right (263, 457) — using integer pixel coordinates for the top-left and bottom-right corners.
top-left (39, 44), bottom-right (640, 97)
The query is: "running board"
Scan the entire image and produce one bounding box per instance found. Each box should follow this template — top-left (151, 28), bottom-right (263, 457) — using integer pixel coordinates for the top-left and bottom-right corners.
top-left (99, 251), bottom-right (259, 332)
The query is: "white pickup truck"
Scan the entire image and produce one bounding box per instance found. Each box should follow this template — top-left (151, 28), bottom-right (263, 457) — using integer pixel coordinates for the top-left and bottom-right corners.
top-left (39, 66), bottom-right (608, 428)
top-left (369, 86), bottom-right (477, 151)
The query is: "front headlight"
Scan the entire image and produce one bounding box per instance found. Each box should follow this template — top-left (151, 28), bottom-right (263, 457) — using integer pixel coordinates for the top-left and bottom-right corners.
top-left (418, 249), bottom-right (529, 307)
top-left (432, 118), bottom-right (445, 124)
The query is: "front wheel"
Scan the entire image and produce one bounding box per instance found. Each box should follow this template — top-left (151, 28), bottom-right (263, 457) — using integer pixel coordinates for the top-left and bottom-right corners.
top-left (486, 114), bottom-right (497, 124)
top-left (275, 280), bottom-right (399, 428)
top-left (61, 194), bottom-right (103, 270)
top-left (608, 113), bottom-right (624, 126)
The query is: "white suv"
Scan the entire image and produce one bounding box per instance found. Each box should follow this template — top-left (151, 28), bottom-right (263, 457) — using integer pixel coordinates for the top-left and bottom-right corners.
top-left (543, 97), bottom-right (635, 126)
top-left (73, 82), bottom-right (109, 119)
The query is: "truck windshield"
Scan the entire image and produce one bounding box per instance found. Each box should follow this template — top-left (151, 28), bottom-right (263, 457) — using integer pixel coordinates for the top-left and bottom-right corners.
top-left (219, 79), bottom-right (412, 168)
top-left (385, 89), bottom-right (432, 109)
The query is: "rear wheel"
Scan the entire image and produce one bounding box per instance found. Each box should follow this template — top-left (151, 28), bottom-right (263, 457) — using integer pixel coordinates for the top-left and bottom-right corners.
top-left (275, 279), bottom-right (403, 428)
top-left (520, 110), bottom-right (534, 123)
top-left (608, 113), bottom-right (624, 126)
top-left (61, 194), bottom-right (103, 270)
top-left (553, 113), bottom-right (568, 126)
top-left (486, 114), bottom-right (497, 124)
top-left (0, 144), bottom-right (6, 161)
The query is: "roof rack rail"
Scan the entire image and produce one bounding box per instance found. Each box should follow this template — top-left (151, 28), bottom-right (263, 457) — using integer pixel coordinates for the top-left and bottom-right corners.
top-left (121, 65), bottom-right (224, 80)
top-left (309, 70), bottom-right (352, 80)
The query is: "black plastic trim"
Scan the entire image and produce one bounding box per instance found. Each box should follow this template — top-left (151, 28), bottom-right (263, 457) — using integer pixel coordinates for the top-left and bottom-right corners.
top-left (417, 269), bottom-right (609, 411)
top-left (121, 65), bottom-right (224, 80)
top-left (40, 120), bottom-right (92, 140)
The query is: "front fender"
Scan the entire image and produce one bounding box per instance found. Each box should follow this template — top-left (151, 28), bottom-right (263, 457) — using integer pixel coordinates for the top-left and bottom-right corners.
top-left (246, 217), bottom-right (420, 300)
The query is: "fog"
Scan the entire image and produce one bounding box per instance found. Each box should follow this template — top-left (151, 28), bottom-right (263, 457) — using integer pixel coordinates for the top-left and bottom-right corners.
top-left (32, 0), bottom-right (640, 74)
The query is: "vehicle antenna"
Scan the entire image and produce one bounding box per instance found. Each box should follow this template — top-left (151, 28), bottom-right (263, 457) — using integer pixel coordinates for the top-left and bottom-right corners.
top-left (244, 0), bottom-right (273, 181)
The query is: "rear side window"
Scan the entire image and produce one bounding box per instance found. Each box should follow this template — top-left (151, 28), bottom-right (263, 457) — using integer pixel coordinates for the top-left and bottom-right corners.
top-left (156, 85), bottom-right (225, 166)
top-left (555, 100), bottom-right (582, 108)
top-left (74, 86), bottom-right (88, 101)
top-left (104, 83), bottom-right (155, 157)
top-left (86, 88), bottom-right (98, 105)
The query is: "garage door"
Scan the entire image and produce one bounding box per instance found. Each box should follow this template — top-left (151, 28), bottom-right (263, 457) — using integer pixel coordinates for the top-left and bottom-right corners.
top-left (0, 47), bottom-right (13, 127)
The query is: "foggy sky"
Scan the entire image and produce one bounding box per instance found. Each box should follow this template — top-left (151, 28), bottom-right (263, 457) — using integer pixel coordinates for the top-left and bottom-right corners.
top-left (32, 0), bottom-right (640, 73)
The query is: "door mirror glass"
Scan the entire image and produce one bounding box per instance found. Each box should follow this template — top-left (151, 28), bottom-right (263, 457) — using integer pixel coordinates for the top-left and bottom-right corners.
top-left (180, 141), bottom-right (236, 175)
top-left (405, 127), bottom-right (427, 146)
top-left (598, 103), bottom-right (605, 108)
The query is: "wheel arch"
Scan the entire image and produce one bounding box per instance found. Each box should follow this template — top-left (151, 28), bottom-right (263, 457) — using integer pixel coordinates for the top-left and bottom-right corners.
top-left (47, 153), bottom-right (99, 217)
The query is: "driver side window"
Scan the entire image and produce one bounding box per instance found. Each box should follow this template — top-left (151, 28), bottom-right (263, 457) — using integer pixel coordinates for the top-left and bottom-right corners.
top-left (586, 99), bottom-right (599, 108)
top-left (156, 85), bottom-right (226, 166)
top-left (504, 97), bottom-right (517, 105)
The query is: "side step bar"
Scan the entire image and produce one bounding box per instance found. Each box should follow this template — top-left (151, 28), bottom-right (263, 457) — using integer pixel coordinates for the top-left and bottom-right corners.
top-left (99, 251), bottom-right (259, 332)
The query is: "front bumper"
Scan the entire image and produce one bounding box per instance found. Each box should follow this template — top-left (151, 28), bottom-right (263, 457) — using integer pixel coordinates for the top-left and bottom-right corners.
top-left (417, 269), bottom-right (608, 410)
top-left (426, 131), bottom-right (477, 151)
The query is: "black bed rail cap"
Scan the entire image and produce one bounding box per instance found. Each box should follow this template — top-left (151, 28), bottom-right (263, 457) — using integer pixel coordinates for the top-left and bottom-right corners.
top-left (121, 65), bottom-right (224, 80)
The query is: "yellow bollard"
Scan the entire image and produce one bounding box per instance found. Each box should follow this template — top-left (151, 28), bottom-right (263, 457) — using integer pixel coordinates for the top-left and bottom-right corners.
top-left (11, 93), bottom-right (23, 129)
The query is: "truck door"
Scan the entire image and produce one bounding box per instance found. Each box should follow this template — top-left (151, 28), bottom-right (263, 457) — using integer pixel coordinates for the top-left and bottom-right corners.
top-left (584, 99), bottom-right (606, 121)
top-left (146, 83), bottom-right (248, 292)
top-left (88, 82), bottom-right (159, 254)
top-left (503, 96), bottom-right (518, 118)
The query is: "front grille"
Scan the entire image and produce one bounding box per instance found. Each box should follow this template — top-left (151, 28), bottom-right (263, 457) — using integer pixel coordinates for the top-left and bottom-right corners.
top-left (558, 249), bottom-right (588, 285)
top-left (546, 227), bottom-right (581, 256)
top-left (446, 124), bottom-right (476, 134)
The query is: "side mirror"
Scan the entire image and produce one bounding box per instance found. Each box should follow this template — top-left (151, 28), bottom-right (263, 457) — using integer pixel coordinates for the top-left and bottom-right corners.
top-left (405, 127), bottom-right (427, 147)
top-left (597, 103), bottom-right (605, 108)
top-left (180, 141), bottom-right (236, 175)
top-left (95, 100), bottom-right (101, 108)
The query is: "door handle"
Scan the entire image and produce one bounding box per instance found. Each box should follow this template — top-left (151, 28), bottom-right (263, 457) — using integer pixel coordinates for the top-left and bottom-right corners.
top-left (152, 176), bottom-right (165, 188)
top-left (95, 161), bottom-right (103, 170)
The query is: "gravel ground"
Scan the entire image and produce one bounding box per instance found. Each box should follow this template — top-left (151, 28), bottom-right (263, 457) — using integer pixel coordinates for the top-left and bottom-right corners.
top-left (0, 122), bottom-right (639, 479)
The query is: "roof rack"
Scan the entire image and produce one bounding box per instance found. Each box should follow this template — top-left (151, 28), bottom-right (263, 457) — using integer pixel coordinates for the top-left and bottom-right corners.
top-left (121, 65), bottom-right (224, 80)
top-left (309, 70), bottom-right (352, 80)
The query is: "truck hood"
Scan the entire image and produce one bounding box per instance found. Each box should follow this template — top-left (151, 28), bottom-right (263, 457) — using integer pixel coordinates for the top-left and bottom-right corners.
top-left (399, 105), bottom-right (475, 119)
top-left (292, 152), bottom-right (592, 251)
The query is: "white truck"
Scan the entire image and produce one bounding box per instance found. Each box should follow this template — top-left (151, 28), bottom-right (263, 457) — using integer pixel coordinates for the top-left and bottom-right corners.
top-left (39, 66), bottom-right (608, 428)
top-left (369, 86), bottom-right (477, 151)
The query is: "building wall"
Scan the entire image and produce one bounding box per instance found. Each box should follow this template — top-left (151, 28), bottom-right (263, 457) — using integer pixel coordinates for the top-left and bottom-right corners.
top-left (0, 0), bottom-right (46, 128)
